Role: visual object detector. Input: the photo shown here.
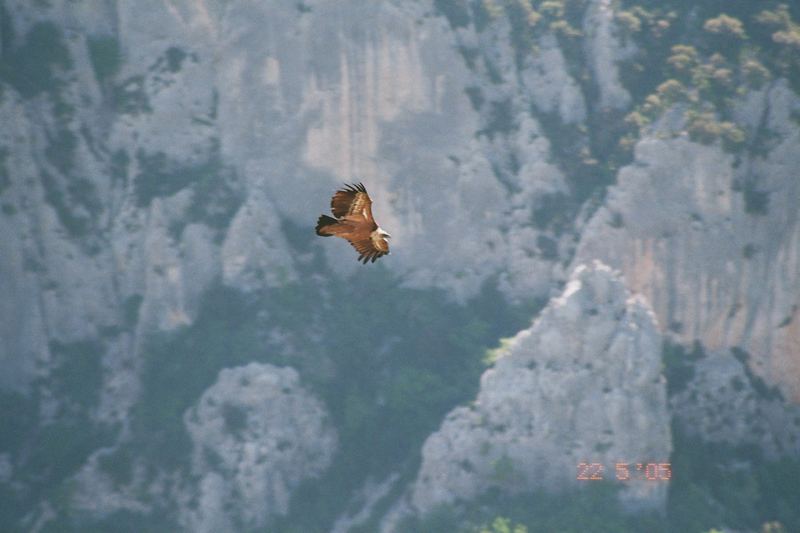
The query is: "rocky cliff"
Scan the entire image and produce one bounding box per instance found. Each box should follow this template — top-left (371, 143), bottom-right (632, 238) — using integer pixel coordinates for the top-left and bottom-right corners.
top-left (400, 261), bottom-right (670, 520)
top-left (1, 0), bottom-right (799, 531)
top-left (670, 348), bottom-right (800, 461)
top-left (180, 363), bottom-right (337, 532)
top-left (64, 363), bottom-right (336, 531)
top-left (572, 83), bottom-right (800, 401)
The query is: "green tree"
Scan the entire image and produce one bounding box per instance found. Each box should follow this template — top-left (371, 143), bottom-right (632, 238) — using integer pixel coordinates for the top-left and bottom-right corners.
top-left (703, 14), bottom-right (747, 40)
top-left (479, 516), bottom-right (528, 533)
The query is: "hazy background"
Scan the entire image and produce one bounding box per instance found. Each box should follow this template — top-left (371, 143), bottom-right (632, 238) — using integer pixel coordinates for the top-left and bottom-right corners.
top-left (1, 0), bottom-right (799, 531)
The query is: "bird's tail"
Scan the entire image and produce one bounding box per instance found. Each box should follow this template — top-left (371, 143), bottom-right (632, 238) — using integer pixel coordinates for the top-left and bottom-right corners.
top-left (315, 215), bottom-right (338, 236)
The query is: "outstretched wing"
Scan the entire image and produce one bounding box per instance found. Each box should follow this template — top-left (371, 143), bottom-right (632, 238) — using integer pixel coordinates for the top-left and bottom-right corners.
top-left (331, 183), bottom-right (373, 221)
top-left (348, 232), bottom-right (389, 264)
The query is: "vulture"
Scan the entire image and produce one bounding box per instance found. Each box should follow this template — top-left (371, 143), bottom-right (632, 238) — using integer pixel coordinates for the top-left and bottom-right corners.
top-left (315, 183), bottom-right (391, 263)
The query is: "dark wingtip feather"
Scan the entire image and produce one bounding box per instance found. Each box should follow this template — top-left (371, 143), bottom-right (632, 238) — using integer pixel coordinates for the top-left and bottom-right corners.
top-left (341, 182), bottom-right (367, 194)
top-left (315, 214), bottom-right (337, 236)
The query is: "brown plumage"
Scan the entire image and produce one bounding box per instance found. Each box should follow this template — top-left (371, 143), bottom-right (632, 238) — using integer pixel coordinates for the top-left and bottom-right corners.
top-left (315, 183), bottom-right (391, 264)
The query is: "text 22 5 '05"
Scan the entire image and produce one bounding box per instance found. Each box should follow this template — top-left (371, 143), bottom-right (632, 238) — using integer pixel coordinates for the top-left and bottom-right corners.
top-left (576, 462), bottom-right (671, 481)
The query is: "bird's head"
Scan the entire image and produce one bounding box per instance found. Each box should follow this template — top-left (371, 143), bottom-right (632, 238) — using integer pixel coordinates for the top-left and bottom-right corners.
top-left (378, 228), bottom-right (391, 239)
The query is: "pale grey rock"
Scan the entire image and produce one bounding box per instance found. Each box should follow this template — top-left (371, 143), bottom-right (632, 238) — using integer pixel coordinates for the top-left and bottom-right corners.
top-left (95, 333), bottom-right (139, 424)
top-left (0, 88), bottom-right (118, 389)
top-left (428, 3), bottom-right (595, 300)
top-left (137, 196), bottom-right (220, 333)
top-left (180, 363), bottom-right (337, 532)
top-left (522, 33), bottom-right (587, 123)
top-left (61, 363), bottom-right (337, 529)
top-left (1, 0), bottom-right (624, 400)
top-left (572, 85), bottom-right (800, 401)
top-left (0, 98), bottom-right (47, 388)
top-left (582, 0), bottom-right (636, 110)
top-left (408, 261), bottom-right (670, 516)
top-left (8, 0), bottom-right (786, 527)
top-left (70, 451), bottom-right (152, 519)
top-left (671, 349), bottom-right (800, 460)
top-left (0, 0), bottom-right (249, 391)
top-left (331, 472), bottom-right (401, 533)
top-left (221, 183), bottom-right (296, 290)
top-left (499, 116), bottom-right (572, 300)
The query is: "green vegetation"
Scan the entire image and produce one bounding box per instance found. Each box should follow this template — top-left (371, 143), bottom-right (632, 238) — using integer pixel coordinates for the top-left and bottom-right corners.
top-left (742, 182), bottom-right (770, 216)
top-left (123, 263), bottom-right (542, 531)
top-left (42, 123), bottom-right (103, 239)
top-left (662, 339), bottom-right (704, 396)
top-left (0, 361), bottom-right (114, 530)
top-left (703, 14), bottom-right (747, 57)
top-left (0, 313), bottom-right (114, 526)
top-left (133, 140), bottom-right (242, 238)
top-left (618, 1), bottom-right (800, 155)
top-left (184, 166), bottom-right (242, 238)
top-left (164, 46), bottom-right (187, 73)
top-left (433, 0), bottom-right (471, 28)
top-left (730, 347), bottom-right (784, 401)
top-left (131, 285), bottom-right (259, 470)
top-left (742, 243), bottom-right (757, 259)
top-left (111, 75), bottom-right (151, 115)
top-left (97, 446), bottom-right (135, 488)
top-left (221, 403), bottom-right (248, 436)
top-left (40, 170), bottom-right (103, 238)
top-left (0, 21), bottom-right (72, 98)
top-left (32, 84), bottom-right (105, 242)
top-left (661, 341), bottom-right (799, 532)
top-left (685, 110), bottom-right (745, 151)
top-left (45, 127), bottom-right (78, 175)
top-left (0, 391), bottom-right (37, 455)
top-left (484, 0), bottom-right (585, 69)
top-left (110, 149), bottom-right (130, 186)
top-left (133, 140), bottom-right (243, 241)
top-left (122, 294), bottom-right (143, 329)
top-left (47, 340), bottom-right (105, 409)
top-left (133, 150), bottom-right (185, 204)
top-left (394, 339), bottom-right (800, 533)
top-left (477, 517), bottom-right (528, 533)
top-left (275, 270), bottom-right (541, 532)
top-left (3, 1), bottom-right (800, 530)
top-left (47, 509), bottom-right (165, 533)
top-left (87, 35), bottom-right (121, 82)
top-left (434, 0), bottom-right (626, 203)
top-left (668, 422), bottom-right (800, 533)
top-left (0, 146), bottom-right (9, 194)
top-left (398, 483), bottom-right (665, 533)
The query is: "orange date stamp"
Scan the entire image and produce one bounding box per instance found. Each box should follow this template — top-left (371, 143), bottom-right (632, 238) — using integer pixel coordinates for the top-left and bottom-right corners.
top-left (576, 462), bottom-right (672, 481)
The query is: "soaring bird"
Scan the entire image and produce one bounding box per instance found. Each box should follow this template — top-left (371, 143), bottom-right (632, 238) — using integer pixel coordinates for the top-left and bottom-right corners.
top-left (315, 183), bottom-right (391, 263)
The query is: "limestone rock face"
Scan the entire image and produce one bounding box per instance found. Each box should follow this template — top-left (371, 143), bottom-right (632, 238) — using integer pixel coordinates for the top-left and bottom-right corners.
top-left (180, 363), bottom-right (337, 532)
top-left (572, 82), bottom-right (800, 401)
top-left (0, 0), bottom-right (588, 396)
top-left (582, 0), bottom-right (635, 111)
top-left (0, 0), bottom-right (617, 527)
top-left (220, 183), bottom-right (297, 291)
top-left (4, 0), bottom-right (800, 529)
top-left (409, 261), bottom-right (671, 515)
top-left (671, 349), bottom-right (800, 460)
